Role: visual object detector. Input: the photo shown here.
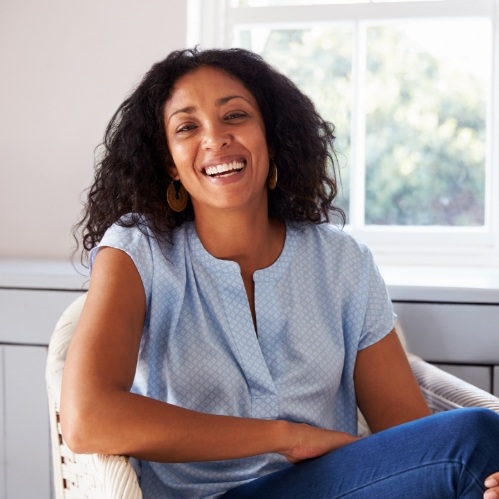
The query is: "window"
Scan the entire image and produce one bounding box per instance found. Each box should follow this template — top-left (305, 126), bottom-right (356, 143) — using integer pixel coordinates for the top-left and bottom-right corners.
top-left (188, 0), bottom-right (499, 266)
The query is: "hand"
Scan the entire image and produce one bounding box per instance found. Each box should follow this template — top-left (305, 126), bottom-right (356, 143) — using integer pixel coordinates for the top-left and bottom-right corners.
top-left (485, 472), bottom-right (499, 498)
top-left (280, 422), bottom-right (359, 464)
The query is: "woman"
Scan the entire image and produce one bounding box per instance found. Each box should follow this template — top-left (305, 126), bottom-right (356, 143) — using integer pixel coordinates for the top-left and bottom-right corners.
top-left (61, 47), bottom-right (499, 498)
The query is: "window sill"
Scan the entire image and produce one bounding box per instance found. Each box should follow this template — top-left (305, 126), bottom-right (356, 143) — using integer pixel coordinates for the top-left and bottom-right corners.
top-left (381, 265), bottom-right (499, 304)
top-left (0, 260), bottom-right (88, 291)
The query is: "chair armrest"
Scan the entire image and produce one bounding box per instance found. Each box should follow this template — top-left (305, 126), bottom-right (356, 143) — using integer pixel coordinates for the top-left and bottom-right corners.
top-left (91, 454), bottom-right (142, 499)
top-left (407, 353), bottom-right (499, 414)
top-left (46, 399), bottom-right (142, 499)
top-left (58, 445), bottom-right (142, 499)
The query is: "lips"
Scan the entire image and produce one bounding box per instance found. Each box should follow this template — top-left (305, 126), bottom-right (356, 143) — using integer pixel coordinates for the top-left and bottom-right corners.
top-left (204, 160), bottom-right (246, 177)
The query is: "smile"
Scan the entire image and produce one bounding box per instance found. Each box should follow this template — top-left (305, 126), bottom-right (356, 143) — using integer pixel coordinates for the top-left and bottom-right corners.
top-left (204, 160), bottom-right (245, 177)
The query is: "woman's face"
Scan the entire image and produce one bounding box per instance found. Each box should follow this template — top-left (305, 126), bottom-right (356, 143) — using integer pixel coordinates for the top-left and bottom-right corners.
top-left (164, 66), bottom-right (270, 216)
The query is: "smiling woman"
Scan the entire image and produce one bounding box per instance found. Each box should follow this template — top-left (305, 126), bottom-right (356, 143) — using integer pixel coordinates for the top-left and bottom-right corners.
top-left (163, 66), bottom-right (271, 219)
top-left (62, 47), bottom-right (499, 499)
top-left (75, 48), bottom-right (342, 255)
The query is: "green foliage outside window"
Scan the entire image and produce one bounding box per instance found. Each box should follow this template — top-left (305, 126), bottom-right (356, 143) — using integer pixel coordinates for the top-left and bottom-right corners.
top-left (240, 20), bottom-right (487, 226)
top-left (365, 26), bottom-right (486, 226)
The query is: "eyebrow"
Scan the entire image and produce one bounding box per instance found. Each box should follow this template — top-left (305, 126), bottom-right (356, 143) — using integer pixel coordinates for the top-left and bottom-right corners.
top-left (167, 95), bottom-right (253, 123)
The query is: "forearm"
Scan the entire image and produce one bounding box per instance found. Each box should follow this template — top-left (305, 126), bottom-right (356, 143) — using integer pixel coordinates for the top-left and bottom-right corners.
top-left (61, 389), bottom-right (357, 463)
top-left (62, 389), bottom-right (288, 462)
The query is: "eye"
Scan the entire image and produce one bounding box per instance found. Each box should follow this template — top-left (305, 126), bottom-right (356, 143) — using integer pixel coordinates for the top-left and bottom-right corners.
top-left (225, 111), bottom-right (248, 121)
top-left (175, 123), bottom-right (197, 133)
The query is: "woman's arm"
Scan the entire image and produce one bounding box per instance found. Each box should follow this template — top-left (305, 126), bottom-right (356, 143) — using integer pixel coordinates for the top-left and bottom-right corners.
top-left (354, 330), bottom-right (499, 499)
top-left (353, 329), bottom-right (431, 433)
top-left (61, 247), bottom-right (356, 463)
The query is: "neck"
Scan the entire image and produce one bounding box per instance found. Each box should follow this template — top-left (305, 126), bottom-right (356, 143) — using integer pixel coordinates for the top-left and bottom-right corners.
top-left (193, 209), bottom-right (285, 277)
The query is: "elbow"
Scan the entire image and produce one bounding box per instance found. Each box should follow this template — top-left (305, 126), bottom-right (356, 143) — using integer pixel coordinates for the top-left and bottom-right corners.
top-left (60, 391), bottom-right (129, 455)
top-left (60, 407), bottom-right (97, 454)
top-left (60, 398), bottom-right (109, 455)
top-left (62, 430), bottom-right (88, 455)
top-left (60, 382), bottom-right (131, 455)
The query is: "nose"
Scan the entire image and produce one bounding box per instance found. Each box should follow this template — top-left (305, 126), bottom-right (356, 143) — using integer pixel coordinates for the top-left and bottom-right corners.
top-left (201, 122), bottom-right (232, 151)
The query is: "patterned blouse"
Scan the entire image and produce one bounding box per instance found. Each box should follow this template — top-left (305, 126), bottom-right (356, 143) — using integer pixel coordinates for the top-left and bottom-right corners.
top-left (90, 219), bottom-right (395, 498)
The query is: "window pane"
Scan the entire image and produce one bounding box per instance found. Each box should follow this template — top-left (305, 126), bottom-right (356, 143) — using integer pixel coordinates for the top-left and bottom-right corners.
top-left (364, 19), bottom-right (490, 226)
top-left (235, 26), bottom-right (353, 217)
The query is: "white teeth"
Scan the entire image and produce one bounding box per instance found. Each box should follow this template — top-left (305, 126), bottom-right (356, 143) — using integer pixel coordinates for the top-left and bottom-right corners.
top-left (205, 161), bottom-right (245, 176)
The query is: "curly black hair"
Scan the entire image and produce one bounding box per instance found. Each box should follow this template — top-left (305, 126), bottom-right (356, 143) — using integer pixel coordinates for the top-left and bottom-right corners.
top-left (75, 47), bottom-right (345, 258)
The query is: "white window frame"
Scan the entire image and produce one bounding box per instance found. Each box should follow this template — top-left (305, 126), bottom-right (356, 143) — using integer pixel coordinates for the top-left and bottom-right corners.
top-left (188, 0), bottom-right (499, 267)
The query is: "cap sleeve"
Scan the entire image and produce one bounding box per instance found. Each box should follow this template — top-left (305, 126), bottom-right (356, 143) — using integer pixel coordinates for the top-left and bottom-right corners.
top-left (89, 222), bottom-right (154, 307)
top-left (358, 249), bottom-right (397, 350)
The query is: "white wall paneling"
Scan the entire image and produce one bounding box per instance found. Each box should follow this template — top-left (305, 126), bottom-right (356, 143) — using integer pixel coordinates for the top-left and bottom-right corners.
top-left (3, 346), bottom-right (52, 499)
top-left (0, 262), bottom-right (86, 498)
top-left (0, 347), bottom-right (5, 499)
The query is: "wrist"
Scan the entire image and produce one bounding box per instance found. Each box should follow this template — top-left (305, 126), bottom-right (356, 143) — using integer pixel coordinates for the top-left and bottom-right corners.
top-left (272, 419), bottom-right (307, 458)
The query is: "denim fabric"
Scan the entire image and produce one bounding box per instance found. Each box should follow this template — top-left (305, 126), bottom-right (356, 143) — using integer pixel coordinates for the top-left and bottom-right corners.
top-left (223, 408), bottom-right (499, 498)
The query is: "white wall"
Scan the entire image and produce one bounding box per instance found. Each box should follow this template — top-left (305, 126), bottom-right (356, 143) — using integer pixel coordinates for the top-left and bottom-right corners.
top-left (0, 0), bottom-right (188, 260)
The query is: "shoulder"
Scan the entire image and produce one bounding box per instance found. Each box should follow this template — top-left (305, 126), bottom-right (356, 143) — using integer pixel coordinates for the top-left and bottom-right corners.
top-left (287, 222), bottom-right (380, 291)
top-left (290, 222), bottom-right (371, 261)
top-left (91, 217), bottom-right (155, 264)
top-left (89, 217), bottom-right (190, 292)
top-left (95, 215), bottom-right (188, 255)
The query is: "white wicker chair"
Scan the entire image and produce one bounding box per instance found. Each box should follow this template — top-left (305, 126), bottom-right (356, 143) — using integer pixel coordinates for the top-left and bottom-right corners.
top-left (46, 294), bottom-right (499, 498)
top-left (46, 294), bottom-right (142, 499)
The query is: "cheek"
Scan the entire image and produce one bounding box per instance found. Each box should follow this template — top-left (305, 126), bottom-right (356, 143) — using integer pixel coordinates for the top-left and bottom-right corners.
top-left (168, 140), bottom-right (193, 167)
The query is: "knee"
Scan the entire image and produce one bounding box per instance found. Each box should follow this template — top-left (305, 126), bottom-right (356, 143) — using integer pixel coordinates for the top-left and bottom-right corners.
top-left (448, 408), bottom-right (499, 479)
top-left (448, 407), bottom-right (499, 440)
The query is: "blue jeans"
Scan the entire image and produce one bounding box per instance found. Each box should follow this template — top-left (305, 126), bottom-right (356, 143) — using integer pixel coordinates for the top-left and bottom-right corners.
top-left (222, 408), bottom-right (499, 498)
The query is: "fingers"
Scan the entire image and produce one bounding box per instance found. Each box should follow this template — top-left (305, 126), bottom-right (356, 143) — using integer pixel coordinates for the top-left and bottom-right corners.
top-left (484, 472), bottom-right (499, 499)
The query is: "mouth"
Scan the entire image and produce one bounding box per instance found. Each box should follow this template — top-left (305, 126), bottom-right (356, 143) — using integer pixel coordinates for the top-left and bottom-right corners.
top-left (203, 160), bottom-right (246, 178)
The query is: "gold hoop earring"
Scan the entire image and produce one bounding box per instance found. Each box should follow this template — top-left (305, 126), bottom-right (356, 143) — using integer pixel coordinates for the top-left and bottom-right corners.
top-left (268, 158), bottom-right (278, 190)
top-left (167, 180), bottom-right (189, 212)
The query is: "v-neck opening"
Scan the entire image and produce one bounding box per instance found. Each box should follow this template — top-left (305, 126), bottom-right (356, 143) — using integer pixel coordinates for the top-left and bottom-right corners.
top-left (186, 221), bottom-right (294, 282)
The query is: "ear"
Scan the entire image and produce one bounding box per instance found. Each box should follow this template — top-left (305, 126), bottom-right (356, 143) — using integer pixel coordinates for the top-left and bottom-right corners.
top-left (166, 163), bottom-right (180, 181)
